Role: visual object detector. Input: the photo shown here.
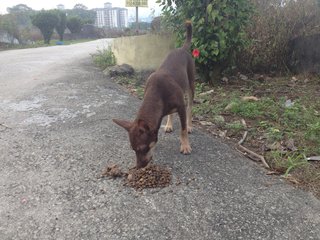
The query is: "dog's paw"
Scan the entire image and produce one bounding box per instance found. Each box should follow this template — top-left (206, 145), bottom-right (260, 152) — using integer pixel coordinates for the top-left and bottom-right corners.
top-left (180, 144), bottom-right (192, 154)
top-left (187, 126), bottom-right (193, 133)
top-left (164, 126), bottom-right (173, 133)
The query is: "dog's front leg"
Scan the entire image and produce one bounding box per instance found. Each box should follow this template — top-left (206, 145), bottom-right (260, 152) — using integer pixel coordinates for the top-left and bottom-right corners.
top-left (177, 107), bottom-right (192, 154)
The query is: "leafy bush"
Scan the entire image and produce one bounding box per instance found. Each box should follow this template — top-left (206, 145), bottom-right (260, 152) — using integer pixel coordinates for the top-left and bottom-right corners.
top-left (92, 47), bottom-right (117, 69)
top-left (157, 0), bottom-right (252, 83)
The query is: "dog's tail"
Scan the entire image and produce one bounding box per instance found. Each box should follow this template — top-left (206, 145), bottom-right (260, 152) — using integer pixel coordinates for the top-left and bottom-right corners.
top-left (182, 20), bottom-right (192, 50)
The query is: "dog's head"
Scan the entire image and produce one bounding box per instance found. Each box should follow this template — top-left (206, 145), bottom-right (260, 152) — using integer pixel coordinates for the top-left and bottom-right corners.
top-left (113, 119), bottom-right (158, 168)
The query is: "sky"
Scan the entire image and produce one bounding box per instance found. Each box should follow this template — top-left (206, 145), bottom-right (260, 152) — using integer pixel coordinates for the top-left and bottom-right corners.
top-left (0, 0), bottom-right (162, 18)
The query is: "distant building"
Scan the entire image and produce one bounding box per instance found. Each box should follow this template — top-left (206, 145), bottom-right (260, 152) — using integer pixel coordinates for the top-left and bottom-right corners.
top-left (57, 4), bottom-right (65, 10)
top-left (104, 2), bottom-right (112, 9)
top-left (94, 2), bottom-right (128, 28)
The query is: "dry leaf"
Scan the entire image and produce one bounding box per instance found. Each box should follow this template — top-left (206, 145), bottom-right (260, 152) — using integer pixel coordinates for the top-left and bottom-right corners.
top-left (242, 96), bottom-right (259, 101)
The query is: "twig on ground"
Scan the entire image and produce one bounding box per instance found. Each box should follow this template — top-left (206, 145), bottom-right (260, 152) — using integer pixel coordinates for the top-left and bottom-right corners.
top-left (238, 119), bottom-right (248, 145)
top-left (240, 119), bottom-right (247, 127)
top-left (238, 131), bottom-right (248, 145)
top-left (237, 144), bottom-right (270, 169)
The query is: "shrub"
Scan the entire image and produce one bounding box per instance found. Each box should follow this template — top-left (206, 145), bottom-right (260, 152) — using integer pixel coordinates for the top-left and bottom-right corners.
top-left (157, 0), bottom-right (252, 83)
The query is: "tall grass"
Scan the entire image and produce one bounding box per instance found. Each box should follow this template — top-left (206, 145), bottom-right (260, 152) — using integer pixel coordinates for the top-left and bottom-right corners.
top-left (238, 0), bottom-right (320, 73)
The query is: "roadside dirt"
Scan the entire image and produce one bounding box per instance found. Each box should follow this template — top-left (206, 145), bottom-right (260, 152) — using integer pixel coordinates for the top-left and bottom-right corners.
top-left (194, 74), bottom-right (320, 199)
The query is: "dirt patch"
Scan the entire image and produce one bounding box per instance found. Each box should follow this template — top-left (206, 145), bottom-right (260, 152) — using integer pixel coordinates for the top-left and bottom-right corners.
top-left (102, 163), bottom-right (172, 190)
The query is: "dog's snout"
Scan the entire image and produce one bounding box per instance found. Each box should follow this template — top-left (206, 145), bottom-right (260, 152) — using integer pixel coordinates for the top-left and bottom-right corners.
top-left (135, 152), bottom-right (152, 169)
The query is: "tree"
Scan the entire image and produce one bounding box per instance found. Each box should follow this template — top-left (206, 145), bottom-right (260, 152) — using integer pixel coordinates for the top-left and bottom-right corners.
top-left (6, 4), bottom-right (34, 27)
top-left (158, 0), bottom-right (252, 83)
top-left (31, 10), bottom-right (59, 44)
top-left (67, 17), bottom-right (82, 33)
top-left (66, 7), bottom-right (96, 24)
top-left (0, 14), bottom-right (20, 43)
top-left (54, 10), bottom-right (67, 41)
top-left (7, 4), bottom-right (33, 13)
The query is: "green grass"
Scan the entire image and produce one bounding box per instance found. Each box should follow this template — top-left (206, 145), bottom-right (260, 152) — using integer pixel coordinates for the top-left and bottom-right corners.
top-left (193, 79), bottom-right (320, 177)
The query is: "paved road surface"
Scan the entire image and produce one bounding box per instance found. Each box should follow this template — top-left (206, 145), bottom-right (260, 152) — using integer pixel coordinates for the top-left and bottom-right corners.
top-left (0, 40), bottom-right (319, 239)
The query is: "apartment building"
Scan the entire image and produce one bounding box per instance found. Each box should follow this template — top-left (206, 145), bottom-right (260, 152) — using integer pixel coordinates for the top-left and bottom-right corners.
top-left (95, 3), bottom-right (128, 28)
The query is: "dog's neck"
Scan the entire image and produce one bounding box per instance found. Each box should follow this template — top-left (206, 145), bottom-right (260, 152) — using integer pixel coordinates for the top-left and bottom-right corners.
top-left (136, 90), bottom-right (164, 132)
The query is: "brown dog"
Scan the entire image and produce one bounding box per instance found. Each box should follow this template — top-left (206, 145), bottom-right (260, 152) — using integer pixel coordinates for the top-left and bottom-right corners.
top-left (113, 21), bottom-right (195, 169)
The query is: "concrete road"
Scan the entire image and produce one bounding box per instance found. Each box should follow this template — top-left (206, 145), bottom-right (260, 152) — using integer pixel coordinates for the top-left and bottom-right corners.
top-left (0, 40), bottom-right (319, 240)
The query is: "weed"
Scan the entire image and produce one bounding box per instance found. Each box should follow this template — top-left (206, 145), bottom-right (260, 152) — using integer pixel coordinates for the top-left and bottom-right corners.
top-left (225, 120), bottom-right (245, 136)
top-left (92, 47), bottom-right (116, 69)
top-left (135, 86), bottom-right (145, 99)
top-left (226, 121), bottom-right (245, 132)
top-left (284, 154), bottom-right (308, 177)
top-left (115, 76), bottom-right (132, 85)
top-left (266, 127), bottom-right (283, 142)
top-left (195, 82), bottom-right (206, 94)
top-left (305, 121), bottom-right (320, 144)
top-left (258, 120), bottom-right (270, 130)
top-left (228, 100), bottom-right (262, 118)
top-left (271, 152), bottom-right (308, 176)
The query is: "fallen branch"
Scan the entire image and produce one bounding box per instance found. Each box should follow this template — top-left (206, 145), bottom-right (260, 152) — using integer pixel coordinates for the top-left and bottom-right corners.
top-left (237, 144), bottom-right (270, 169)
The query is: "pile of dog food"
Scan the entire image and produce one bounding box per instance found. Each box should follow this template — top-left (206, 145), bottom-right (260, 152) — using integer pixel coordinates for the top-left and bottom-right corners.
top-left (102, 163), bottom-right (172, 190)
top-left (126, 164), bottom-right (172, 189)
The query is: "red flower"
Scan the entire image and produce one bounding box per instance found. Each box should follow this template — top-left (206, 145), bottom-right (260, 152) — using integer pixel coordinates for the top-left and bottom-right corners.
top-left (192, 49), bottom-right (200, 58)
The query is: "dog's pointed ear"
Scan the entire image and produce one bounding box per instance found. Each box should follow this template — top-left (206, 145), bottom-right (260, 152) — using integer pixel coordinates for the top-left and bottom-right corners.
top-left (113, 119), bottom-right (133, 132)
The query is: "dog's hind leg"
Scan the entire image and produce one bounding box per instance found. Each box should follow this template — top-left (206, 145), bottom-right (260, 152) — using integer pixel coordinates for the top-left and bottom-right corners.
top-left (164, 114), bottom-right (174, 133)
top-left (177, 106), bottom-right (192, 154)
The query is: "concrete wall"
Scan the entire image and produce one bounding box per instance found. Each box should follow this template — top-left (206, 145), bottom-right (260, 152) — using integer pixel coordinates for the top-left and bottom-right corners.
top-left (111, 33), bottom-right (174, 70)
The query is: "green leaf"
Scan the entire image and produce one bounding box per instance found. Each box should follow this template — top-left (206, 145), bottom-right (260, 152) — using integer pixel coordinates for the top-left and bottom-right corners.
top-left (210, 10), bottom-right (219, 21)
top-left (212, 48), bottom-right (219, 56)
top-left (207, 4), bottom-right (213, 14)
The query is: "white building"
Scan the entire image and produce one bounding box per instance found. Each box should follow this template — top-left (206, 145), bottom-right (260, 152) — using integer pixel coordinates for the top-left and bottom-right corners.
top-left (95, 3), bottom-right (128, 28)
top-left (57, 4), bottom-right (65, 10)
